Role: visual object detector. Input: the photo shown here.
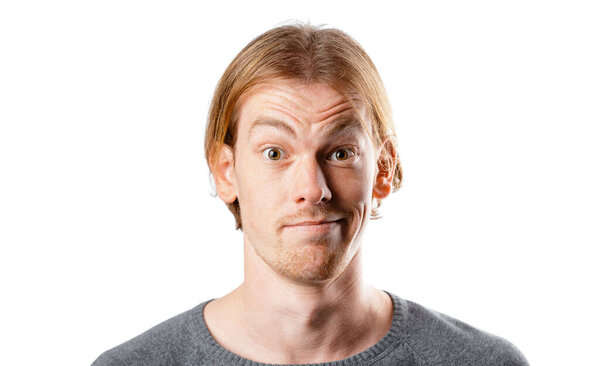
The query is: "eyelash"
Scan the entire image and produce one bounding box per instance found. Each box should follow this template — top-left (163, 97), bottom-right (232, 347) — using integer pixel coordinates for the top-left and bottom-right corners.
top-left (261, 147), bottom-right (356, 162)
top-left (262, 147), bottom-right (289, 161)
top-left (328, 147), bottom-right (356, 161)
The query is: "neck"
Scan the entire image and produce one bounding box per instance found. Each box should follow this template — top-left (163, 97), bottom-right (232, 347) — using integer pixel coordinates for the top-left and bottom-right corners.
top-left (204, 239), bottom-right (393, 364)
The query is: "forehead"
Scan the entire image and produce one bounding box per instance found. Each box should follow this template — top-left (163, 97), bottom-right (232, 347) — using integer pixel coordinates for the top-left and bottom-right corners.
top-left (235, 79), bottom-right (368, 133)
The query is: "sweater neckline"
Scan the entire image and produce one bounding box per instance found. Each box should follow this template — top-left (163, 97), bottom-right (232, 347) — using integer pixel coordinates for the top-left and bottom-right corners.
top-left (194, 290), bottom-right (406, 366)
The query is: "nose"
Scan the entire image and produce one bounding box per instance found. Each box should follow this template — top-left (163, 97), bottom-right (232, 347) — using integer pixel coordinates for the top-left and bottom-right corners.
top-left (292, 157), bottom-right (332, 205)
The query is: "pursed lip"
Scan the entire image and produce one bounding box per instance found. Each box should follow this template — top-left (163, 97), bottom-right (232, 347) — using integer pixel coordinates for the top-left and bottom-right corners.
top-left (284, 218), bottom-right (342, 227)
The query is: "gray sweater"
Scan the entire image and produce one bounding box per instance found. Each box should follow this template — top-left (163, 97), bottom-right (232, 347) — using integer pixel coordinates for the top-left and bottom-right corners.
top-left (92, 291), bottom-right (528, 365)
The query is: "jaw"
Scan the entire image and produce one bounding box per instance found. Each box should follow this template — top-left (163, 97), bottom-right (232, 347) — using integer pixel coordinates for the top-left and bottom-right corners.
top-left (243, 226), bottom-right (365, 290)
top-left (240, 200), bottom-right (368, 288)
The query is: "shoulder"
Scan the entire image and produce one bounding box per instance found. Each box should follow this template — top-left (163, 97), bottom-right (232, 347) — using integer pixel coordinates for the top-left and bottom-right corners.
top-left (91, 302), bottom-right (212, 366)
top-left (399, 298), bottom-right (529, 366)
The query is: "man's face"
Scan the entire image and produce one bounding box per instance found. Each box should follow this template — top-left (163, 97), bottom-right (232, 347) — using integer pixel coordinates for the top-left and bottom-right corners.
top-left (223, 79), bottom-right (383, 285)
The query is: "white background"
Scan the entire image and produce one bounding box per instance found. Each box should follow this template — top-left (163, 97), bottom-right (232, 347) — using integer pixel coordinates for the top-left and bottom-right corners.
top-left (1, 1), bottom-right (598, 365)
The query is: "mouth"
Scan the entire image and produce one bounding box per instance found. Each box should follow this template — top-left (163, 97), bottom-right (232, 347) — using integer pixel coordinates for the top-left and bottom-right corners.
top-left (283, 219), bottom-right (343, 234)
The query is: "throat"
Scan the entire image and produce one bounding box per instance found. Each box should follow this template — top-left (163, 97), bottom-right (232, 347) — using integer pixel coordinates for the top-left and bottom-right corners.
top-left (203, 284), bottom-right (393, 364)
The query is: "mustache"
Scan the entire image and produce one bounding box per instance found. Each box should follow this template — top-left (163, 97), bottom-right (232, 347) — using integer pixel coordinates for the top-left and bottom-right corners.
top-left (276, 206), bottom-right (348, 228)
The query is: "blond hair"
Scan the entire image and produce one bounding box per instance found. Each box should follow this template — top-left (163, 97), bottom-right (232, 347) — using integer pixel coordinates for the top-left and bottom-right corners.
top-left (205, 22), bottom-right (402, 229)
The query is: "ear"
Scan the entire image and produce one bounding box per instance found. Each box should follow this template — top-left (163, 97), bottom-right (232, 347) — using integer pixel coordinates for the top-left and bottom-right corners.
top-left (372, 139), bottom-right (396, 200)
top-left (212, 145), bottom-right (238, 203)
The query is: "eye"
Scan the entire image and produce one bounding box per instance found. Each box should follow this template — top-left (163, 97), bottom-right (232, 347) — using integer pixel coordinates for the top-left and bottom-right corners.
top-left (262, 147), bottom-right (287, 160)
top-left (329, 147), bottom-right (356, 161)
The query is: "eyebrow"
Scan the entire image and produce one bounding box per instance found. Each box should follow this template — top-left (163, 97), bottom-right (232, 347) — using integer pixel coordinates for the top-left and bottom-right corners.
top-left (248, 118), bottom-right (297, 139)
top-left (323, 116), bottom-right (365, 140)
top-left (247, 116), bottom-right (365, 140)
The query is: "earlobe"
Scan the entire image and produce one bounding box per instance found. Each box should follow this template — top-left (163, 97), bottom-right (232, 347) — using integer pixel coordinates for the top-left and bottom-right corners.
top-left (212, 145), bottom-right (238, 203)
top-left (372, 139), bottom-right (396, 200)
top-left (373, 174), bottom-right (393, 199)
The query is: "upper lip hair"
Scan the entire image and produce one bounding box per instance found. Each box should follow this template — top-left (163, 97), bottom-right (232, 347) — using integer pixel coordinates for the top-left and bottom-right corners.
top-left (287, 218), bottom-right (340, 226)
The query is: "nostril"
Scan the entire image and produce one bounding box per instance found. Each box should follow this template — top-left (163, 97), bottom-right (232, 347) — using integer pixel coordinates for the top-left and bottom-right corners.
top-left (292, 160), bottom-right (332, 204)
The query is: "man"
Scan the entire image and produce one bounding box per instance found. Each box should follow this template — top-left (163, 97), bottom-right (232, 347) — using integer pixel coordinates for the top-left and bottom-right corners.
top-left (92, 23), bottom-right (528, 365)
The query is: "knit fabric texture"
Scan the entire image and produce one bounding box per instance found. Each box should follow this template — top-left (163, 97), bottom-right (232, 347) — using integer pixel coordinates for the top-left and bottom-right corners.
top-left (92, 291), bottom-right (529, 366)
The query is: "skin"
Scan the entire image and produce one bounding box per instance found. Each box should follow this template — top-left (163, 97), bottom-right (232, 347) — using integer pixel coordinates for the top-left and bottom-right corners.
top-left (205, 78), bottom-right (396, 364)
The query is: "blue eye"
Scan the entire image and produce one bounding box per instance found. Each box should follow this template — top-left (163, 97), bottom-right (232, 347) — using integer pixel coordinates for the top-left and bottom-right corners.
top-left (263, 147), bottom-right (286, 160)
top-left (329, 148), bottom-right (355, 161)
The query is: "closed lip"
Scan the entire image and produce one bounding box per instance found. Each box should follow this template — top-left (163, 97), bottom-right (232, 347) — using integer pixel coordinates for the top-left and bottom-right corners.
top-left (285, 218), bottom-right (342, 227)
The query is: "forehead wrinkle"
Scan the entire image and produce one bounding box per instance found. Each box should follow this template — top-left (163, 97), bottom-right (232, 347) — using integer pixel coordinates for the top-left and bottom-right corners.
top-left (259, 83), bottom-right (352, 119)
top-left (312, 101), bottom-right (354, 123)
top-left (242, 82), bottom-right (369, 139)
top-left (273, 93), bottom-right (315, 117)
top-left (260, 100), bottom-right (304, 124)
top-left (247, 117), bottom-right (297, 139)
top-left (248, 92), bottom-right (308, 128)
top-left (255, 97), bottom-right (355, 132)
top-left (252, 86), bottom-right (315, 117)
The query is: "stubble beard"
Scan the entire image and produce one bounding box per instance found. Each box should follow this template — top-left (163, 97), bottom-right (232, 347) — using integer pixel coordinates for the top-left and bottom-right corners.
top-left (255, 233), bottom-right (350, 286)
top-left (246, 205), bottom-right (356, 285)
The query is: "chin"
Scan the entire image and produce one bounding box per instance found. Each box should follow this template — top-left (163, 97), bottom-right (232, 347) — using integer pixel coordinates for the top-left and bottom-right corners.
top-left (270, 243), bottom-right (348, 285)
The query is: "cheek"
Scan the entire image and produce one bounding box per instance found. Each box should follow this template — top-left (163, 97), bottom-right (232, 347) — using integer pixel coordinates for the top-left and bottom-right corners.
top-left (331, 179), bottom-right (370, 209)
top-left (329, 163), bottom-right (374, 205)
top-left (234, 156), bottom-right (283, 229)
top-left (328, 157), bottom-right (377, 235)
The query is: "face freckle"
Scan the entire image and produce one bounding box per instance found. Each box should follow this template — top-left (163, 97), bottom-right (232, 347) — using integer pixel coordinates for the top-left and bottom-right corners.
top-left (230, 78), bottom-right (379, 285)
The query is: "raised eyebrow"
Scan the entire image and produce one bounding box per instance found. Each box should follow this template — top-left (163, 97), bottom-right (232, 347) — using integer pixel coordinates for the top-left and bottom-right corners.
top-left (247, 116), bottom-right (364, 140)
top-left (248, 118), bottom-right (297, 139)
